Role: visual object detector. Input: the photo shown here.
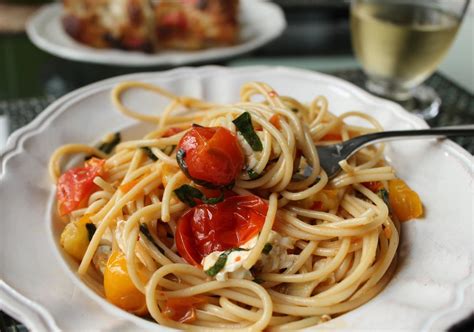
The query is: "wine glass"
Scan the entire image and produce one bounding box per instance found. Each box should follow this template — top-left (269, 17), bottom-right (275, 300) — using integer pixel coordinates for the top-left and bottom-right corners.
top-left (351, 0), bottom-right (471, 120)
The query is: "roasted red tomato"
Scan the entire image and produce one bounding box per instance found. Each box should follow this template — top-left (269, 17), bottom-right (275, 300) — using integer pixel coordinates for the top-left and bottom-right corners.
top-left (56, 158), bottom-right (105, 216)
top-left (176, 195), bottom-right (268, 266)
top-left (176, 126), bottom-right (244, 187)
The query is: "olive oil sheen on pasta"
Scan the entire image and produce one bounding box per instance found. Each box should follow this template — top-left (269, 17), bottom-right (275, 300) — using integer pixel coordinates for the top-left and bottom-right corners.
top-left (351, 3), bottom-right (460, 89)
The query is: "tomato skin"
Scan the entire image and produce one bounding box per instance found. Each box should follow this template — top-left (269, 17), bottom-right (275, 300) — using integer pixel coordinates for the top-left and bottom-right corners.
top-left (320, 133), bottom-right (342, 141)
top-left (388, 179), bottom-right (423, 222)
top-left (177, 126), bottom-right (244, 187)
top-left (363, 181), bottom-right (383, 192)
top-left (176, 195), bottom-right (268, 266)
top-left (269, 114), bottom-right (281, 129)
top-left (104, 251), bottom-right (148, 315)
top-left (163, 296), bottom-right (207, 323)
top-left (56, 158), bottom-right (105, 216)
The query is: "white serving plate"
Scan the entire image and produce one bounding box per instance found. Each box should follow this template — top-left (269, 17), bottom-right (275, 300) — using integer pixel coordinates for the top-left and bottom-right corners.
top-left (26, 1), bottom-right (286, 67)
top-left (0, 66), bottom-right (472, 331)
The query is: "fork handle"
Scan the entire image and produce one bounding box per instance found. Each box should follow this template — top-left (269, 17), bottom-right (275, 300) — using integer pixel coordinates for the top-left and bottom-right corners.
top-left (342, 125), bottom-right (474, 157)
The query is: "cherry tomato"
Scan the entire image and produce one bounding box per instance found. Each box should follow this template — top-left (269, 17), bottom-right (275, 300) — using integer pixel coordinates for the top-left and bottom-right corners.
top-left (320, 133), bottom-right (342, 141)
top-left (104, 251), bottom-right (148, 315)
top-left (56, 158), bottom-right (105, 216)
top-left (362, 181), bottom-right (383, 192)
top-left (269, 114), bottom-right (281, 129)
top-left (176, 195), bottom-right (268, 266)
top-left (177, 126), bottom-right (244, 187)
top-left (163, 296), bottom-right (207, 323)
top-left (389, 179), bottom-right (423, 222)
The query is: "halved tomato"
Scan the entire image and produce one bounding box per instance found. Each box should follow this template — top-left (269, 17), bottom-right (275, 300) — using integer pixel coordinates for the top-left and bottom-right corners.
top-left (163, 296), bottom-right (207, 323)
top-left (389, 179), bottom-right (423, 222)
top-left (176, 126), bottom-right (244, 187)
top-left (175, 195), bottom-right (268, 266)
top-left (104, 251), bottom-right (148, 315)
top-left (56, 158), bottom-right (105, 216)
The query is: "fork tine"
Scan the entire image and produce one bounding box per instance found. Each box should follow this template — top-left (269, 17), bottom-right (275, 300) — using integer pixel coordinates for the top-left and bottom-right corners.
top-left (317, 145), bottom-right (345, 179)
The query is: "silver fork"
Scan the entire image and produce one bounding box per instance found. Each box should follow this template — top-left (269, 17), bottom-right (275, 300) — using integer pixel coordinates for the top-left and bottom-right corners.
top-left (317, 125), bottom-right (474, 179)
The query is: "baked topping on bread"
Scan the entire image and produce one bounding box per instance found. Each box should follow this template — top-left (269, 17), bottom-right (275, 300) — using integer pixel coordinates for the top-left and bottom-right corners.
top-left (62, 0), bottom-right (239, 52)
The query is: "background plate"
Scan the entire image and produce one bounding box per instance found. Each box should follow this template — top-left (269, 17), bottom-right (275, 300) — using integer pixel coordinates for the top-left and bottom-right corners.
top-left (26, 1), bottom-right (286, 67)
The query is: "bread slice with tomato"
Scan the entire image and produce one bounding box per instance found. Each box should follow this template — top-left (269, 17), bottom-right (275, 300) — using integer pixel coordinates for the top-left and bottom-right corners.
top-left (61, 0), bottom-right (239, 52)
top-left (154, 0), bottom-right (239, 50)
top-left (62, 0), bottom-right (156, 52)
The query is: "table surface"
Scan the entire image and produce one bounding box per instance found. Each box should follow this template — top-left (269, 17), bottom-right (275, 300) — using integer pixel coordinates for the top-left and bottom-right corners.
top-left (0, 8), bottom-right (473, 330)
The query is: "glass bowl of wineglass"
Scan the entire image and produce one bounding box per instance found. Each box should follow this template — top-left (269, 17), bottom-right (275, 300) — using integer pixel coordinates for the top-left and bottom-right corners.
top-left (351, 0), bottom-right (471, 120)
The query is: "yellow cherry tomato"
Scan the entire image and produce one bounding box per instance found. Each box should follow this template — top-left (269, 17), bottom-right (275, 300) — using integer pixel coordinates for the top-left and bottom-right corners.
top-left (104, 251), bottom-right (148, 316)
top-left (389, 179), bottom-right (423, 222)
top-left (60, 215), bottom-right (92, 261)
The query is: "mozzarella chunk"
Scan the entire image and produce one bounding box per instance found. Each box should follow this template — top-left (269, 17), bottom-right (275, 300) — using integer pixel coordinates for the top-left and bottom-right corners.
top-left (202, 236), bottom-right (256, 281)
top-left (257, 231), bottom-right (298, 273)
top-left (201, 231), bottom-right (297, 281)
top-left (237, 131), bottom-right (265, 170)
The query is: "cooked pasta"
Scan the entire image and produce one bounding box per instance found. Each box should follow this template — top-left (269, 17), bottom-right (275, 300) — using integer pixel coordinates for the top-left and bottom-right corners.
top-left (50, 81), bottom-right (423, 331)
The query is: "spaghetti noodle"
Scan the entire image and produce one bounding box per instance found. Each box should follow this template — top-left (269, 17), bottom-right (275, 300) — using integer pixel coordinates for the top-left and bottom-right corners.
top-left (50, 81), bottom-right (423, 330)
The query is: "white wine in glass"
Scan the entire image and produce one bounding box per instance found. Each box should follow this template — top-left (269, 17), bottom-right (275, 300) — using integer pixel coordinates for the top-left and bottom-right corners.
top-left (351, 0), bottom-right (470, 119)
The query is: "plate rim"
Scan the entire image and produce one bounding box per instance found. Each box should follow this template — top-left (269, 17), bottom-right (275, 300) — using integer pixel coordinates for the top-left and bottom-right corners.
top-left (25, 1), bottom-right (287, 67)
top-left (1, 65), bottom-right (473, 331)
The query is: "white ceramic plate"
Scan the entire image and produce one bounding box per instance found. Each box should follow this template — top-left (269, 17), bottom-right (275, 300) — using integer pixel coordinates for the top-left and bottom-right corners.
top-left (0, 66), bottom-right (472, 331)
top-left (26, 1), bottom-right (286, 67)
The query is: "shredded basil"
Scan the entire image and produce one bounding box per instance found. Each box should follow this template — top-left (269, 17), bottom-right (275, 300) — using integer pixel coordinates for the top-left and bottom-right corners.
top-left (247, 168), bottom-right (260, 180)
top-left (139, 224), bottom-right (164, 254)
top-left (253, 277), bottom-right (264, 284)
top-left (233, 112), bottom-right (263, 151)
top-left (205, 248), bottom-right (249, 277)
top-left (85, 132), bottom-right (121, 160)
top-left (99, 132), bottom-right (121, 154)
top-left (378, 189), bottom-right (391, 212)
top-left (141, 147), bottom-right (158, 161)
top-left (174, 184), bottom-right (224, 207)
top-left (176, 148), bottom-right (188, 172)
top-left (85, 223), bottom-right (96, 241)
top-left (262, 243), bottom-right (273, 255)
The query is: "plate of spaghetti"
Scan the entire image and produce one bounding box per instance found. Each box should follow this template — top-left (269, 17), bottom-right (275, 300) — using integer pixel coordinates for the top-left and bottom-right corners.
top-left (0, 66), bottom-right (472, 331)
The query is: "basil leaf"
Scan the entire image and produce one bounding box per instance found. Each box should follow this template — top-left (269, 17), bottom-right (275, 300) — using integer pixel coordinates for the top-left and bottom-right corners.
top-left (141, 147), bottom-right (158, 161)
top-left (253, 277), bottom-right (263, 284)
top-left (174, 185), bottom-right (202, 207)
top-left (139, 223), bottom-right (164, 254)
top-left (99, 132), bottom-right (121, 154)
top-left (85, 223), bottom-right (96, 241)
top-left (262, 243), bottom-right (273, 255)
top-left (174, 184), bottom-right (224, 207)
top-left (233, 112), bottom-right (263, 151)
top-left (378, 189), bottom-right (391, 212)
top-left (247, 168), bottom-right (260, 180)
top-left (85, 132), bottom-right (121, 160)
top-left (205, 248), bottom-right (249, 277)
top-left (205, 252), bottom-right (228, 276)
